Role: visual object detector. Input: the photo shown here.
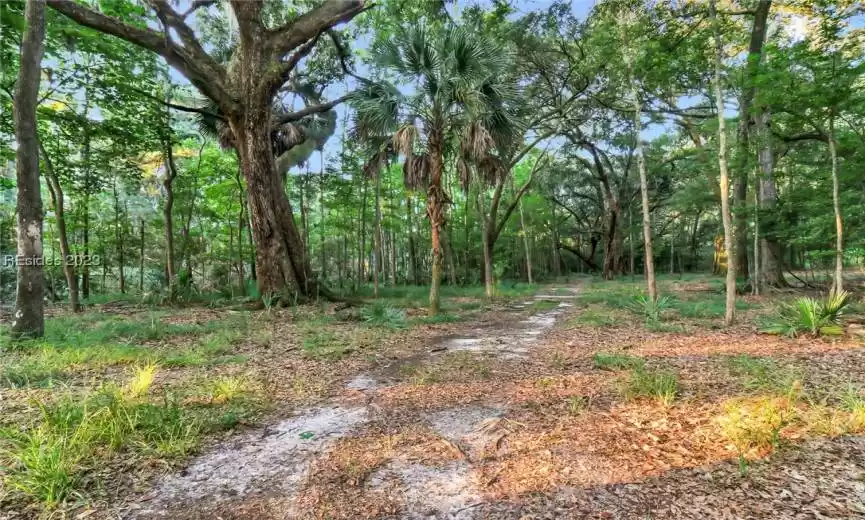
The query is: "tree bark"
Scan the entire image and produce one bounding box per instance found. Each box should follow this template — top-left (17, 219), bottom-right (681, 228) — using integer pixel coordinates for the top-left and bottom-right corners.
top-left (427, 127), bottom-right (446, 314)
top-left (710, 0), bottom-right (737, 325)
top-left (738, 0), bottom-right (772, 284)
top-left (162, 138), bottom-right (177, 293)
top-left (236, 175), bottom-right (245, 291)
top-left (11, 0), bottom-right (46, 339)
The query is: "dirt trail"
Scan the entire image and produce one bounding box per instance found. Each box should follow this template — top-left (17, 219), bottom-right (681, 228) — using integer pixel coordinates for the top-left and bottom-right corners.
top-left (124, 287), bottom-right (579, 519)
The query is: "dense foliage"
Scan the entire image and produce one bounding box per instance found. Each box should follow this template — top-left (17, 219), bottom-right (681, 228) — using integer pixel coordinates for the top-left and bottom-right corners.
top-left (0, 0), bottom-right (863, 322)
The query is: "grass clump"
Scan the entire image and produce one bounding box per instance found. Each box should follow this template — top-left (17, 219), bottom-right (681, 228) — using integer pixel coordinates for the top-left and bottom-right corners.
top-left (593, 352), bottom-right (644, 371)
top-left (571, 309), bottom-right (619, 328)
top-left (625, 366), bottom-right (678, 406)
top-left (761, 291), bottom-right (850, 337)
top-left (207, 376), bottom-right (251, 404)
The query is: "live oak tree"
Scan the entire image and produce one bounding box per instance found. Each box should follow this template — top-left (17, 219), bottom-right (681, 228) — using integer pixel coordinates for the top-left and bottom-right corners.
top-left (47, 0), bottom-right (368, 301)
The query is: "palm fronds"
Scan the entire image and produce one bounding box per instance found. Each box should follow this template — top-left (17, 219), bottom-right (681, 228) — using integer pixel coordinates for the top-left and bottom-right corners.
top-left (457, 157), bottom-right (472, 193)
top-left (393, 123), bottom-right (419, 157)
top-left (761, 291), bottom-right (850, 337)
top-left (477, 154), bottom-right (506, 185)
top-left (460, 121), bottom-right (495, 162)
top-left (403, 154), bottom-right (432, 190)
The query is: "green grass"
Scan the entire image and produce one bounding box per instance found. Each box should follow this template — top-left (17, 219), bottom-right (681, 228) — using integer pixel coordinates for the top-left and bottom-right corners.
top-left (0, 369), bottom-right (199, 506)
top-left (411, 312), bottom-right (462, 325)
top-left (725, 354), bottom-right (801, 394)
top-left (625, 366), bottom-right (678, 405)
top-left (570, 308), bottom-right (620, 327)
top-left (531, 300), bottom-right (560, 313)
top-left (593, 352), bottom-right (645, 371)
top-left (0, 364), bottom-right (268, 508)
top-left (301, 331), bottom-right (351, 360)
top-left (1, 315), bottom-right (252, 388)
top-left (671, 296), bottom-right (753, 319)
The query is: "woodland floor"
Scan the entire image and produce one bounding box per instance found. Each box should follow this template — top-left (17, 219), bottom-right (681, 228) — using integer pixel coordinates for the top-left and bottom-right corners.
top-left (2, 275), bottom-right (865, 519)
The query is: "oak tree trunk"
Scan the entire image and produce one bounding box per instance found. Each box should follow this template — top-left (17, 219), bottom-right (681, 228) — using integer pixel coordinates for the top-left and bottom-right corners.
top-left (11, 0), bottom-right (46, 339)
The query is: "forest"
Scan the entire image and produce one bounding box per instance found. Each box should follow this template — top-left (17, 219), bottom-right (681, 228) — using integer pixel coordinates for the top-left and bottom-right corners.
top-left (1, 0), bottom-right (864, 519)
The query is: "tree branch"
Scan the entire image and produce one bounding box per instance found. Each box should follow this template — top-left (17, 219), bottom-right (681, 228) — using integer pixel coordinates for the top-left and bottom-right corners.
top-left (269, 0), bottom-right (369, 55)
top-left (47, 0), bottom-right (236, 113)
top-left (271, 94), bottom-right (351, 127)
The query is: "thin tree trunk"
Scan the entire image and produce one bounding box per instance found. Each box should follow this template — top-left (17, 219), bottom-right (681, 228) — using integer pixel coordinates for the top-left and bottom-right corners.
top-left (41, 142), bottom-right (80, 311)
top-left (113, 178), bottom-right (126, 294)
top-left (11, 0), bottom-right (46, 339)
top-left (162, 141), bottom-right (177, 292)
top-left (359, 175), bottom-right (367, 287)
top-left (829, 111), bottom-right (843, 294)
top-left (235, 168), bottom-right (245, 291)
top-left (406, 194), bottom-right (419, 285)
top-left (82, 195), bottom-right (90, 299)
top-left (753, 183), bottom-right (760, 295)
top-left (710, 0), bottom-right (737, 325)
top-left (634, 101), bottom-right (657, 300)
top-left (373, 168), bottom-right (382, 297)
top-left (139, 218), bottom-right (145, 292)
top-left (516, 182), bottom-right (533, 284)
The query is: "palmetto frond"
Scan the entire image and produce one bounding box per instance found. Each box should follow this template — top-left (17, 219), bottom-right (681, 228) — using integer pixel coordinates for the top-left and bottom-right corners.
top-left (457, 156), bottom-right (472, 193)
top-left (350, 82), bottom-right (402, 139)
top-left (393, 123), bottom-right (419, 157)
top-left (363, 148), bottom-right (389, 179)
top-left (478, 154), bottom-right (506, 185)
top-left (460, 121), bottom-right (495, 162)
top-left (404, 154), bottom-right (432, 190)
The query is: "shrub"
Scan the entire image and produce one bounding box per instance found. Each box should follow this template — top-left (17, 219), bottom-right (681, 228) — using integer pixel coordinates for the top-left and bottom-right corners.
top-left (626, 294), bottom-right (672, 324)
top-left (761, 291), bottom-right (850, 337)
top-left (360, 301), bottom-right (407, 329)
top-left (717, 396), bottom-right (792, 457)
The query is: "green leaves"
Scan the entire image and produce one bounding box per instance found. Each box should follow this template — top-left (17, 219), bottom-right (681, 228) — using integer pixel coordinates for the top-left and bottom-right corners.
top-left (761, 291), bottom-right (851, 337)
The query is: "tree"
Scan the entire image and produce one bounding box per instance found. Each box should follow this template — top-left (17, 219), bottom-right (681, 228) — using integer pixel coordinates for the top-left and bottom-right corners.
top-left (11, 0), bottom-right (46, 338)
top-left (620, 5), bottom-right (657, 302)
top-left (354, 24), bottom-right (518, 313)
top-left (47, 0), bottom-right (368, 302)
top-left (709, 0), bottom-right (736, 326)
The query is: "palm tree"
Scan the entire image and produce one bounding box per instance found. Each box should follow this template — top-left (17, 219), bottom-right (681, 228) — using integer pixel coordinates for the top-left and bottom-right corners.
top-left (353, 24), bottom-right (519, 314)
